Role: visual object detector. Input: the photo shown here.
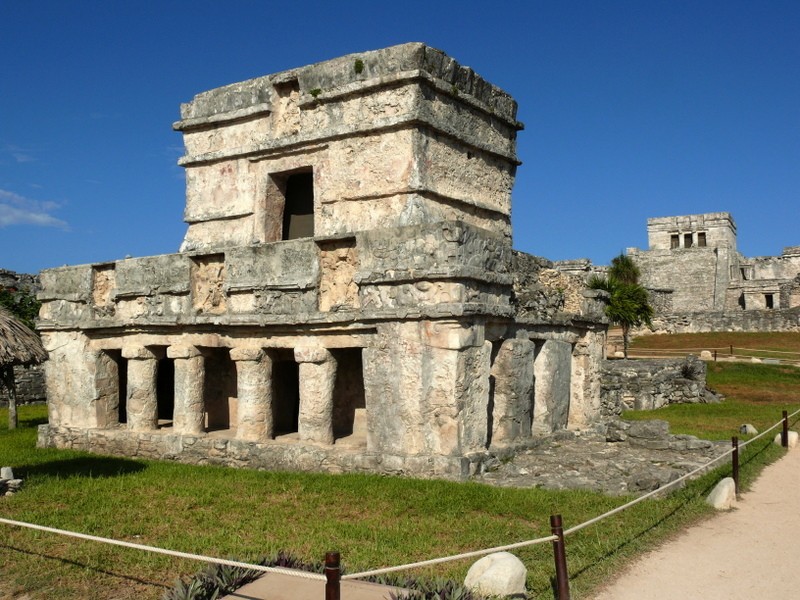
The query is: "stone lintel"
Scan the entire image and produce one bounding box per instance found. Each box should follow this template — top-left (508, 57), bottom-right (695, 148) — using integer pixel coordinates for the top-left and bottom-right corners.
top-left (294, 346), bottom-right (332, 364)
top-left (122, 346), bottom-right (157, 360)
top-left (229, 347), bottom-right (264, 362)
top-left (167, 345), bottom-right (203, 359)
top-left (422, 320), bottom-right (483, 350)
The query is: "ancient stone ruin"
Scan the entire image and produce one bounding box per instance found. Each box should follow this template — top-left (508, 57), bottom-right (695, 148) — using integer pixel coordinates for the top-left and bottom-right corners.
top-left (559, 212), bottom-right (800, 333)
top-left (37, 43), bottom-right (607, 479)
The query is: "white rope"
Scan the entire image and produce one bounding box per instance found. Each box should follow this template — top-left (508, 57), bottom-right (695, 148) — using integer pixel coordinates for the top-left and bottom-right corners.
top-left (341, 534), bottom-right (559, 580)
top-left (0, 517), bottom-right (325, 581)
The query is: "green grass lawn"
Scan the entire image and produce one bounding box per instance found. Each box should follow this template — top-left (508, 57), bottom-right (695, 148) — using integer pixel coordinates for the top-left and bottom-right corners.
top-left (1, 357), bottom-right (797, 599)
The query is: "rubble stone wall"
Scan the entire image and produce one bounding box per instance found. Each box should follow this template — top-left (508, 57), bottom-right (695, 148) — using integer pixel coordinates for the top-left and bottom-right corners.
top-left (648, 307), bottom-right (800, 333)
top-left (601, 356), bottom-right (711, 417)
top-left (0, 364), bottom-right (46, 405)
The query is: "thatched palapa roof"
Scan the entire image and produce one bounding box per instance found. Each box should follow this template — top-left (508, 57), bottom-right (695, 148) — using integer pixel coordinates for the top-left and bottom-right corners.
top-left (0, 305), bottom-right (47, 367)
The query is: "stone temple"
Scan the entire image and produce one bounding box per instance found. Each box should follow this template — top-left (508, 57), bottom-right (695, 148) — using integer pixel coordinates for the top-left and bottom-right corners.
top-left (37, 43), bottom-right (607, 479)
top-left (559, 212), bottom-right (800, 333)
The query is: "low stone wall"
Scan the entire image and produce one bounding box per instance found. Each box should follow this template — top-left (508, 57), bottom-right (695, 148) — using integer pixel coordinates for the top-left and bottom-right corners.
top-left (0, 364), bottom-right (46, 406)
top-left (649, 307), bottom-right (800, 334)
top-left (601, 356), bottom-right (715, 417)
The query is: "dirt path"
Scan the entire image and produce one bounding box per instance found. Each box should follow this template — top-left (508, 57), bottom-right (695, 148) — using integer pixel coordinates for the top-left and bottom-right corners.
top-left (591, 444), bottom-right (800, 599)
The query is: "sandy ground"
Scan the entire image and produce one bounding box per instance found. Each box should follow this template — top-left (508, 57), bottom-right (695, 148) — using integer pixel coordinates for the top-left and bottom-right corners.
top-left (591, 444), bottom-right (800, 599)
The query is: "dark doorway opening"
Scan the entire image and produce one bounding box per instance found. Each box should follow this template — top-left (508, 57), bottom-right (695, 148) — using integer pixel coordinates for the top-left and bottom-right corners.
top-left (156, 357), bottom-right (175, 425)
top-left (281, 171), bottom-right (314, 240)
top-left (203, 348), bottom-right (237, 432)
top-left (106, 350), bottom-right (128, 425)
top-left (273, 350), bottom-right (300, 436)
top-left (331, 348), bottom-right (366, 440)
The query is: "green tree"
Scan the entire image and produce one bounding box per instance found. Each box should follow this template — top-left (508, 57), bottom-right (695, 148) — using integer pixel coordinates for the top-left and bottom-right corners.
top-left (0, 287), bottom-right (40, 331)
top-left (589, 254), bottom-right (653, 358)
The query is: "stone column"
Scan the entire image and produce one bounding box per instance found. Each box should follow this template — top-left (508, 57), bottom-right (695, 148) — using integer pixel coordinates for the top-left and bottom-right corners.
top-left (568, 330), bottom-right (604, 429)
top-left (168, 345), bottom-right (205, 435)
top-left (532, 339), bottom-right (572, 434)
top-left (294, 346), bottom-right (336, 445)
top-left (122, 346), bottom-right (158, 432)
top-left (490, 338), bottom-right (535, 445)
top-left (230, 347), bottom-right (273, 441)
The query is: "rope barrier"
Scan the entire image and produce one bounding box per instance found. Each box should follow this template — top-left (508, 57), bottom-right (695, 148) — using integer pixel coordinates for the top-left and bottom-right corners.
top-left (3, 408), bottom-right (798, 589)
top-left (738, 407), bottom-right (800, 450)
top-left (563, 447), bottom-right (735, 536)
top-left (0, 517), bottom-right (325, 581)
top-left (341, 534), bottom-right (559, 580)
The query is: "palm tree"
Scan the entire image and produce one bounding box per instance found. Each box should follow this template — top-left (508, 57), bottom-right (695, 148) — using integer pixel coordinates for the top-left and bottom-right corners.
top-left (589, 253), bottom-right (653, 358)
top-left (608, 253), bottom-right (641, 285)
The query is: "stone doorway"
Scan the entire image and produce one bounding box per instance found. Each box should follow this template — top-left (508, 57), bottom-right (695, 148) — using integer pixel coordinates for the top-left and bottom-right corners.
top-left (202, 348), bottom-right (237, 433)
top-left (331, 348), bottom-right (366, 446)
top-left (272, 349), bottom-right (300, 436)
top-left (281, 171), bottom-right (314, 240)
top-left (102, 349), bottom-right (128, 425)
top-left (156, 356), bottom-right (175, 427)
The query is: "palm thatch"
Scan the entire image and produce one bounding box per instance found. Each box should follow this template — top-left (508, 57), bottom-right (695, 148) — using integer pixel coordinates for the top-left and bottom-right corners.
top-left (0, 305), bottom-right (46, 367)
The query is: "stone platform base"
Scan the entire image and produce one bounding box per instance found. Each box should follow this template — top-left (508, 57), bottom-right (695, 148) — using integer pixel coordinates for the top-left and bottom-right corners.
top-left (37, 425), bottom-right (492, 481)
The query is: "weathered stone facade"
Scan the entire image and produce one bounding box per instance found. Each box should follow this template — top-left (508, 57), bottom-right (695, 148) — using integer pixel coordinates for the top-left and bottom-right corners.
top-left (37, 44), bottom-right (607, 480)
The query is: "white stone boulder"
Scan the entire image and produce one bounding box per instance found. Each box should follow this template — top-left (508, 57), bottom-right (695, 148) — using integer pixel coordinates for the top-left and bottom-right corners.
top-left (773, 431), bottom-right (799, 448)
top-left (0, 467), bottom-right (13, 480)
top-left (700, 350), bottom-right (713, 360)
top-left (706, 477), bottom-right (736, 510)
top-left (739, 424), bottom-right (758, 436)
top-left (464, 552), bottom-right (527, 598)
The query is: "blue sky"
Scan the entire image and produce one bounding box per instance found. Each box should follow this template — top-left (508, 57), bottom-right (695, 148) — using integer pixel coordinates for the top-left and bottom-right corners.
top-left (2, 1), bottom-right (798, 274)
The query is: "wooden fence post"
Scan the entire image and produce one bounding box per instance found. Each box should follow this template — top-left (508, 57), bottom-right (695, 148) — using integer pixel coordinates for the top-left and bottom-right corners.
top-left (731, 436), bottom-right (739, 496)
top-left (550, 514), bottom-right (571, 600)
top-left (325, 551), bottom-right (340, 600)
top-left (782, 410), bottom-right (789, 448)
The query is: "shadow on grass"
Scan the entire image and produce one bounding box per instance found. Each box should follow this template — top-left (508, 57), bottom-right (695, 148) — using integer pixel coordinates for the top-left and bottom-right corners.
top-left (18, 456), bottom-right (147, 480)
top-left (0, 542), bottom-right (169, 592)
top-left (18, 414), bottom-right (48, 428)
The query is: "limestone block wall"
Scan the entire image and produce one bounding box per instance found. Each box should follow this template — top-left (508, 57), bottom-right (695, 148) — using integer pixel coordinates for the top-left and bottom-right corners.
top-left (174, 43), bottom-right (522, 254)
top-left (751, 253), bottom-right (800, 280)
top-left (601, 356), bottom-right (711, 416)
top-left (629, 246), bottom-right (733, 312)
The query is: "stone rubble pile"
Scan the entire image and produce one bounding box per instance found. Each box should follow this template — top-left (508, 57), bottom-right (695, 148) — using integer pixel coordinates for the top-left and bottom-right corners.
top-left (478, 420), bottom-right (729, 495)
top-left (1, 466), bottom-right (23, 497)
